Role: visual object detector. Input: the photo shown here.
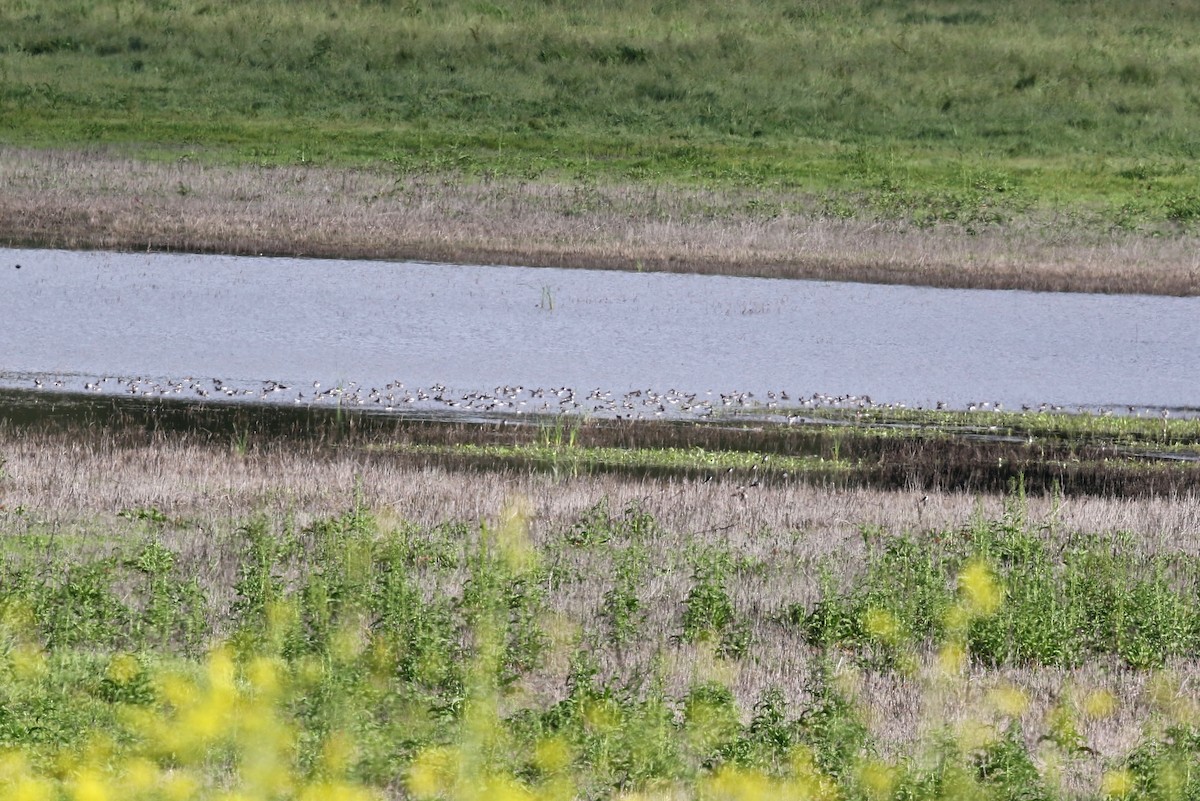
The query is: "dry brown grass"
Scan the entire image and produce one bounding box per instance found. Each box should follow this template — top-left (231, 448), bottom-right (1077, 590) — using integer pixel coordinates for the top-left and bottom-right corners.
top-left (6, 426), bottom-right (1200, 553)
top-left (2, 147), bottom-right (1198, 295)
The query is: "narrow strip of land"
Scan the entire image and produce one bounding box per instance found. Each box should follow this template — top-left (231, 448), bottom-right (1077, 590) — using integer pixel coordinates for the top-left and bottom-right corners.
top-left (3, 148), bottom-right (1197, 295)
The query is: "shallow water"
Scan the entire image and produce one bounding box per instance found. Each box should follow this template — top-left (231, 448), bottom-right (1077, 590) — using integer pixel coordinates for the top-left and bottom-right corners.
top-left (1, 247), bottom-right (1197, 417)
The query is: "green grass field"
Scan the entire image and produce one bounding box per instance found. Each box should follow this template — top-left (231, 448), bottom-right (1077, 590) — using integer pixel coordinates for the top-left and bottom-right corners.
top-left (3, 0), bottom-right (1199, 227)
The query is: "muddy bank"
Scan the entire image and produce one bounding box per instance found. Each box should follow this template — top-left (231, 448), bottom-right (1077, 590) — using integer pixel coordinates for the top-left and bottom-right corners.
top-left (4, 388), bottom-right (1198, 498)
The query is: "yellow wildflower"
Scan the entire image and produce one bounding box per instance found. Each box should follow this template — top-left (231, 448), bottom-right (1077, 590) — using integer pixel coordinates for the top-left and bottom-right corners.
top-left (942, 603), bottom-right (971, 637)
top-left (106, 653), bottom-right (142, 685)
top-left (708, 764), bottom-right (773, 801)
top-left (10, 642), bottom-right (47, 681)
top-left (14, 777), bottom-right (55, 801)
top-left (158, 673), bottom-right (197, 708)
top-left (863, 607), bottom-right (901, 645)
top-left (987, 684), bottom-right (1029, 718)
top-left (533, 736), bottom-right (572, 774)
top-left (858, 759), bottom-right (898, 800)
top-left (790, 745), bottom-right (839, 800)
top-left (299, 781), bottom-right (379, 801)
top-left (483, 774), bottom-right (537, 801)
top-left (937, 641), bottom-right (967, 675)
top-left (246, 655), bottom-right (284, 698)
top-left (583, 699), bottom-right (621, 734)
top-left (496, 496), bottom-right (538, 573)
top-left (206, 646), bottom-right (237, 693)
top-left (160, 771), bottom-right (200, 801)
top-left (320, 730), bottom-right (357, 777)
top-left (958, 560), bottom-right (1002, 617)
top-left (71, 769), bottom-right (110, 801)
top-left (0, 750), bottom-right (31, 779)
top-left (407, 746), bottom-right (459, 800)
top-left (120, 757), bottom-right (159, 792)
top-left (957, 718), bottom-right (998, 752)
top-left (1082, 689), bottom-right (1117, 720)
top-left (1101, 769), bottom-right (1134, 799)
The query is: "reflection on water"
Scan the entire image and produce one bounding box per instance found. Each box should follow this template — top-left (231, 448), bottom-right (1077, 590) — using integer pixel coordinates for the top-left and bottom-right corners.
top-left (2, 247), bottom-right (1198, 418)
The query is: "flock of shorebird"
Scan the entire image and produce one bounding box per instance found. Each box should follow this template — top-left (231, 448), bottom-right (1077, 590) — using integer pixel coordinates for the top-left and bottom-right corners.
top-left (14, 374), bottom-right (930, 420)
top-left (15, 374), bottom-right (1173, 420)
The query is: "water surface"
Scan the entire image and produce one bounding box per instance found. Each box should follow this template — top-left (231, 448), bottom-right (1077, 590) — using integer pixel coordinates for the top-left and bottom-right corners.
top-left (1, 247), bottom-right (1196, 417)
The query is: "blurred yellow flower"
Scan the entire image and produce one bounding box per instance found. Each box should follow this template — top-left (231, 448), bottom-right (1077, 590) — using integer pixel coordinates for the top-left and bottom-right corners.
top-left (246, 656), bottom-right (284, 698)
top-left (106, 653), bottom-right (142, 686)
top-left (120, 757), bottom-right (159, 792)
top-left (407, 746), bottom-right (459, 799)
top-left (483, 774), bottom-right (538, 801)
top-left (583, 699), bottom-right (621, 734)
top-left (206, 647), bottom-right (236, 692)
top-left (1101, 768), bottom-right (1134, 798)
top-left (533, 736), bottom-right (572, 774)
top-left (497, 496), bottom-right (539, 573)
top-left (181, 698), bottom-right (227, 743)
top-left (244, 759), bottom-right (295, 797)
top-left (790, 745), bottom-right (838, 800)
top-left (4, 752), bottom-right (54, 801)
top-left (0, 750), bottom-right (30, 779)
top-left (320, 730), bottom-right (357, 777)
top-left (937, 641), bottom-right (967, 675)
top-left (158, 673), bottom-right (197, 708)
top-left (957, 719), bottom-right (998, 752)
top-left (160, 770), bottom-right (200, 801)
top-left (299, 780), bottom-right (380, 801)
top-left (863, 607), bottom-right (901, 645)
top-left (858, 759), bottom-right (897, 800)
top-left (942, 604), bottom-right (971, 637)
top-left (10, 642), bottom-right (47, 681)
top-left (987, 684), bottom-right (1029, 718)
top-left (14, 777), bottom-right (54, 801)
top-left (958, 560), bottom-right (1002, 617)
top-left (1082, 688), bottom-right (1117, 720)
top-left (71, 769), bottom-right (110, 801)
top-left (707, 764), bottom-right (773, 801)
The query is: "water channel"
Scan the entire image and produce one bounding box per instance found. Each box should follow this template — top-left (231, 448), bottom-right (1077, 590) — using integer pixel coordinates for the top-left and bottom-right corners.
top-left (1, 247), bottom-right (1196, 419)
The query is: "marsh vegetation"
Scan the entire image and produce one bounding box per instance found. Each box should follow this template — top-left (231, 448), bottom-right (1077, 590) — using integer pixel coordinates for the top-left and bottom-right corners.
top-left (3, 403), bottom-right (1200, 798)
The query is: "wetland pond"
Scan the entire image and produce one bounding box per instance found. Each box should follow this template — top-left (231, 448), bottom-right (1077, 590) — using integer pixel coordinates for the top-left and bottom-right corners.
top-left (1, 246), bottom-right (1197, 419)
